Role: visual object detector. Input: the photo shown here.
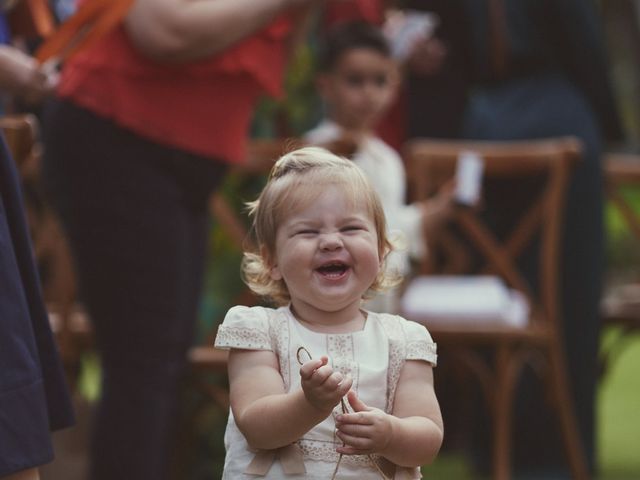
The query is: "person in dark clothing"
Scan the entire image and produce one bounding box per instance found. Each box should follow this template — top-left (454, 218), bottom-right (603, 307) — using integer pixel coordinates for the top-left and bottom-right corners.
top-left (404, 0), bottom-right (472, 140)
top-left (42, 1), bottom-right (324, 479)
top-left (0, 11), bottom-right (73, 477)
top-left (431, 0), bottom-right (623, 476)
top-left (0, 136), bottom-right (74, 480)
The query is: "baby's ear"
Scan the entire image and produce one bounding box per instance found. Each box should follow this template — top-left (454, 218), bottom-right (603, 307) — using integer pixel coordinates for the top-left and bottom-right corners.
top-left (261, 245), bottom-right (282, 281)
top-left (269, 266), bottom-right (283, 281)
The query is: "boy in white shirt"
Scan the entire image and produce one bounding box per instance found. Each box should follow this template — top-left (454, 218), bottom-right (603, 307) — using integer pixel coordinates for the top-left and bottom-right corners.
top-left (305, 20), bottom-right (450, 312)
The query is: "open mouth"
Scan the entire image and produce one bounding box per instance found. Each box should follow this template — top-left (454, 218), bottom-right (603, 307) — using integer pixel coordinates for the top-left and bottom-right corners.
top-left (316, 262), bottom-right (349, 279)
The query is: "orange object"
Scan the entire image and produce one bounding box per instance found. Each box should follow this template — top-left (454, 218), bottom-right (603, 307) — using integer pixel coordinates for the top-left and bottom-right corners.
top-left (8, 0), bottom-right (56, 39)
top-left (35, 0), bottom-right (134, 64)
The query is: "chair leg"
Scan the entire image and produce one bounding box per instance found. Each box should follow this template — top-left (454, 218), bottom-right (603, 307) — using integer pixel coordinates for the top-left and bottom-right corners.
top-left (493, 346), bottom-right (532, 480)
top-left (493, 345), bottom-right (514, 480)
top-left (548, 343), bottom-right (590, 480)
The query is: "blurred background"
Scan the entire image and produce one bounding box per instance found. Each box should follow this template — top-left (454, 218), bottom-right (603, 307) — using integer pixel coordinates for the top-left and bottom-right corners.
top-left (3, 0), bottom-right (640, 479)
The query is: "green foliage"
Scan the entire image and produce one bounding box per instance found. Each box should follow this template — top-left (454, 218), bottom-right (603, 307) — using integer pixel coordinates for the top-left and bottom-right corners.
top-left (251, 30), bottom-right (322, 138)
top-left (77, 352), bottom-right (101, 402)
top-left (605, 186), bottom-right (640, 280)
top-left (598, 336), bottom-right (640, 477)
top-left (197, 173), bottom-right (268, 342)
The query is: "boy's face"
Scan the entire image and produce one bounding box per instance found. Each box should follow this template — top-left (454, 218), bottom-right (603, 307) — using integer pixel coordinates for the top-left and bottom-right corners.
top-left (318, 47), bottom-right (398, 131)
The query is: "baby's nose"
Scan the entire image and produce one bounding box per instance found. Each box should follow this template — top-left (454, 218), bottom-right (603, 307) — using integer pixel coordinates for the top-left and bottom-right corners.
top-left (319, 232), bottom-right (343, 250)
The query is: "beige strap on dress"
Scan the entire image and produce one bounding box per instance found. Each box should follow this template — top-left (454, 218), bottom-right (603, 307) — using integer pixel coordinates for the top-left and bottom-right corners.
top-left (244, 443), bottom-right (306, 476)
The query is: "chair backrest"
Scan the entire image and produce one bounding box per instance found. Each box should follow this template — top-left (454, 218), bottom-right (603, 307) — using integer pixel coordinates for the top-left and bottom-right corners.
top-left (404, 137), bottom-right (581, 330)
top-left (0, 114), bottom-right (39, 172)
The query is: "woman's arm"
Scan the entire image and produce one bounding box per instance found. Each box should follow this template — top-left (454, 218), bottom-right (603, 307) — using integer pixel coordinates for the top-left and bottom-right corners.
top-left (1, 468), bottom-right (39, 480)
top-left (0, 46), bottom-right (57, 100)
top-left (228, 348), bottom-right (350, 450)
top-left (124, 0), bottom-right (321, 63)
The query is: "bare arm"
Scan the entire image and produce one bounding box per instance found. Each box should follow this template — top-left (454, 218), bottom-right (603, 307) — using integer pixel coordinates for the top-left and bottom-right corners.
top-left (383, 360), bottom-right (443, 466)
top-left (228, 349), bottom-right (351, 450)
top-left (335, 360), bottom-right (443, 467)
top-left (124, 0), bottom-right (321, 63)
top-left (0, 46), bottom-right (57, 100)
top-left (1, 468), bottom-right (40, 480)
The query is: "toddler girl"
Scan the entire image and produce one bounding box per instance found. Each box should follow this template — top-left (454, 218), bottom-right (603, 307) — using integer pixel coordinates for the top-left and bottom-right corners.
top-left (214, 147), bottom-right (443, 479)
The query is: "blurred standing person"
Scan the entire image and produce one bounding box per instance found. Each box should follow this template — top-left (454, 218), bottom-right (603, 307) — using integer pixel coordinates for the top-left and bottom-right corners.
top-left (0, 14), bottom-right (73, 478)
top-left (442, 0), bottom-right (623, 477)
top-left (41, 1), bottom-right (323, 479)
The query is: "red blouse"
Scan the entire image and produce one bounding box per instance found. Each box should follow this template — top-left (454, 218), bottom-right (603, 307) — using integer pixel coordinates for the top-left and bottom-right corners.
top-left (324, 0), bottom-right (384, 26)
top-left (57, 17), bottom-right (291, 163)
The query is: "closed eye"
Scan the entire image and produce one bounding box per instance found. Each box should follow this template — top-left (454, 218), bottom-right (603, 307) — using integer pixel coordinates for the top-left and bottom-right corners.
top-left (341, 225), bottom-right (365, 232)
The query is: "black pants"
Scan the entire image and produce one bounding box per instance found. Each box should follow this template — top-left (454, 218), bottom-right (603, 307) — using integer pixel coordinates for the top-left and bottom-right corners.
top-left (42, 100), bottom-right (227, 480)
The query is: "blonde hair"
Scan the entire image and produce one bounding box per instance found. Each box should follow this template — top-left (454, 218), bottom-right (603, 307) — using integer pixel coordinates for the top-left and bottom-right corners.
top-left (242, 146), bottom-right (401, 306)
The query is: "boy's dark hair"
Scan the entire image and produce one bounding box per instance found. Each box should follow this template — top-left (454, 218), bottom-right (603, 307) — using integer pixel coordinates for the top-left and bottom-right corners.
top-left (318, 20), bottom-right (391, 72)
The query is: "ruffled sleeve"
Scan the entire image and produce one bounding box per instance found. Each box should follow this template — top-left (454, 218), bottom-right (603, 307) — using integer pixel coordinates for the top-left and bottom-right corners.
top-left (403, 319), bottom-right (438, 366)
top-left (214, 306), bottom-right (272, 351)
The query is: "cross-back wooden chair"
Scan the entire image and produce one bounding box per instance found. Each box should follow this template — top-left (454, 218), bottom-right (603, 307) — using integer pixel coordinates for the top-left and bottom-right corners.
top-left (599, 153), bottom-right (640, 375)
top-left (400, 137), bottom-right (588, 480)
top-left (1, 114), bottom-right (91, 388)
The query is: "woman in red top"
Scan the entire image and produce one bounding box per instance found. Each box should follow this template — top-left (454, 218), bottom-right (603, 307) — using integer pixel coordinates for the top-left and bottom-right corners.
top-left (42, 1), bottom-right (321, 479)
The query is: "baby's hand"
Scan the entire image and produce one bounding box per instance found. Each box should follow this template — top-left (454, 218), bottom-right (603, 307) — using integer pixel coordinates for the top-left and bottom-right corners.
top-left (335, 390), bottom-right (393, 455)
top-left (299, 356), bottom-right (352, 413)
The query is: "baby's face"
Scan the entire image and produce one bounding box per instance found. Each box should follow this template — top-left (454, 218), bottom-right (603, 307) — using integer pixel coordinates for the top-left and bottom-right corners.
top-left (320, 48), bottom-right (398, 131)
top-left (268, 185), bottom-right (381, 314)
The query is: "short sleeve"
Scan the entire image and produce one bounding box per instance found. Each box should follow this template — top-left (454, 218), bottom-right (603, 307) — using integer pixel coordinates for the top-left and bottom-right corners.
top-left (404, 319), bottom-right (438, 366)
top-left (214, 306), bottom-right (272, 351)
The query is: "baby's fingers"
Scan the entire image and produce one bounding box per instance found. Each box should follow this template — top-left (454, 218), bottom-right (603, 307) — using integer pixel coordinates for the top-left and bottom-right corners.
top-left (299, 356), bottom-right (327, 380)
top-left (335, 444), bottom-right (370, 456)
top-left (335, 430), bottom-right (373, 454)
top-left (335, 375), bottom-right (353, 396)
top-left (307, 363), bottom-right (337, 387)
top-left (336, 411), bottom-right (372, 426)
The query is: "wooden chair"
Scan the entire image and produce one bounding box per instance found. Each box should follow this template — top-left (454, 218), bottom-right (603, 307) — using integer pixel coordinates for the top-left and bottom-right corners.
top-left (1, 114), bottom-right (92, 388)
top-left (599, 153), bottom-right (640, 375)
top-left (399, 137), bottom-right (588, 480)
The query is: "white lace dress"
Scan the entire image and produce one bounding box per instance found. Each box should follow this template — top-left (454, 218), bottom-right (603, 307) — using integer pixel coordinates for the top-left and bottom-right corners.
top-left (214, 305), bottom-right (438, 479)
